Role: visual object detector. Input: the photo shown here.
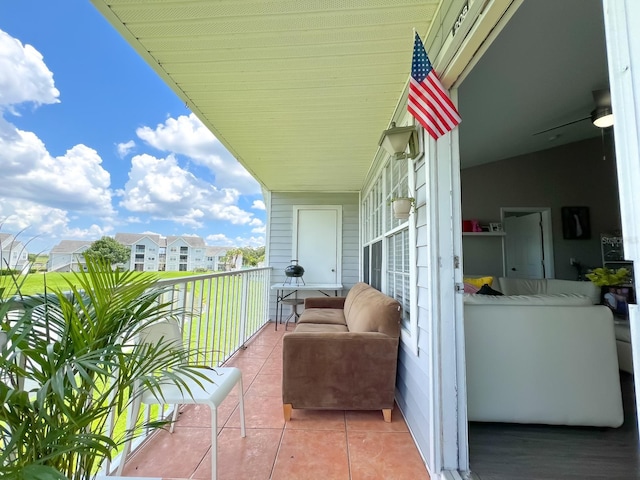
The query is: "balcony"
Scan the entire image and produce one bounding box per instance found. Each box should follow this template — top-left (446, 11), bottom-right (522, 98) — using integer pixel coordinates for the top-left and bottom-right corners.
top-left (3, 267), bottom-right (427, 479)
top-left (114, 324), bottom-right (428, 479)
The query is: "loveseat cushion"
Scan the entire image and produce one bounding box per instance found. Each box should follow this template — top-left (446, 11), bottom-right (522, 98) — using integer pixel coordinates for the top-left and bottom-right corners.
top-left (343, 282), bottom-right (371, 319)
top-left (304, 296), bottom-right (346, 309)
top-left (294, 323), bottom-right (349, 333)
top-left (345, 284), bottom-right (401, 337)
top-left (464, 293), bottom-right (593, 306)
top-left (298, 308), bottom-right (346, 325)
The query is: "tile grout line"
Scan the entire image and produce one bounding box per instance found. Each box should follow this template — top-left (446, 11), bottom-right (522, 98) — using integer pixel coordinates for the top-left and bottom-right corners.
top-left (344, 412), bottom-right (353, 480)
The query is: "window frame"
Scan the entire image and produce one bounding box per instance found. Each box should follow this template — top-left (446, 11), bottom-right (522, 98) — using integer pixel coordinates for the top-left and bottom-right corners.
top-left (361, 155), bottom-right (418, 353)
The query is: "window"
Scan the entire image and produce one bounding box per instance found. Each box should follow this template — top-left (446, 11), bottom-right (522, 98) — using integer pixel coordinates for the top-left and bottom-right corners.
top-left (370, 241), bottom-right (382, 291)
top-left (387, 229), bottom-right (411, 329)
top-left (362, 155), bottom-right (415, 348)
top-left (363, 245), bottom-right (370, 284)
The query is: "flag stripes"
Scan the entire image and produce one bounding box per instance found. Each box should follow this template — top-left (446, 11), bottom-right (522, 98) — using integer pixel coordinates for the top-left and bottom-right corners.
top-left (408, 32), bottom-right (461, 139)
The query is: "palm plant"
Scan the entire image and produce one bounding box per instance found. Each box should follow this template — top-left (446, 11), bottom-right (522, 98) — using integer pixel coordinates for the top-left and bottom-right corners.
top-left (1, 255), bottom-right (211, 479)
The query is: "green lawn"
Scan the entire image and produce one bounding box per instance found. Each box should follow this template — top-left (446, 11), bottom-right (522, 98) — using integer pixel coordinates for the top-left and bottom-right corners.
top-left (2, 270), bottom-right (211, 296)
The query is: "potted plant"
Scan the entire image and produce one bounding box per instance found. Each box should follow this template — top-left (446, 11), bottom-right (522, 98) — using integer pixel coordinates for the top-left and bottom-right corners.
top-left (390, 197), bottom-right (415, 219)
top-left (0, 255), bottom-right (211, 480)
top-left (585, 266), bottom-right (631, 287)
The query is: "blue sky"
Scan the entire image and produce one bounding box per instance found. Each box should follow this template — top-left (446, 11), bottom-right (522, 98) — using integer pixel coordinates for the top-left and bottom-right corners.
top-left (0, 2), bottom-right (266, 254)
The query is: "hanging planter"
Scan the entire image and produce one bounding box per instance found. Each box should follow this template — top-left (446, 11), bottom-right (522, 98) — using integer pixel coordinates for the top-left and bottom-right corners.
top-left (391, 197), bottom-right (415, 219)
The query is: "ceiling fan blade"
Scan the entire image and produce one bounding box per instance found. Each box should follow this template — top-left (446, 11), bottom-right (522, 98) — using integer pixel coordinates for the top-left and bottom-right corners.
top-left (533, 116), bottom-right (591, 136)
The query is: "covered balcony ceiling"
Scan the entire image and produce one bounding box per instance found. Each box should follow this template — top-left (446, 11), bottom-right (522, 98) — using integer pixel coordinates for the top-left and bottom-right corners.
top-left (91, 0), bottom-right (442, 193)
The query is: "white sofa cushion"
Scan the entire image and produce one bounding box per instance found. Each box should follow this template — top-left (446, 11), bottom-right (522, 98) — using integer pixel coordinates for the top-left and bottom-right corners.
top-left (464, 303), bottom-right (623, 427)
top-left (464, 293), bottom-right (593, 306)
top-left (496, 277), bottom-right (600, 304)
top-left (496, 277), bottom-right (547, 296)
top-left (546, 279), bottom-right (601, 304)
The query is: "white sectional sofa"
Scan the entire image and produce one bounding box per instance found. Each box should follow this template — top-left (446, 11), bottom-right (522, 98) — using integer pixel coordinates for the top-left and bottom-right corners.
top-left (464, 277), bottom-right (624, 428)
top-left (495, 276), bottom-right (633, 373)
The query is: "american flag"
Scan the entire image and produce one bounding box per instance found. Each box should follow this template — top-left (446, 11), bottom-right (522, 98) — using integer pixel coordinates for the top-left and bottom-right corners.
top-left (408, 32), bottom-right (461, 139)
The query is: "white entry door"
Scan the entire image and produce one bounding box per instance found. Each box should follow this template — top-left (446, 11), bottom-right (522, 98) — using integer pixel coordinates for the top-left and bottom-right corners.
top-left (293, 206), bottom-right (342, 284)
top-left (504, 212), bottom-right (544, 279)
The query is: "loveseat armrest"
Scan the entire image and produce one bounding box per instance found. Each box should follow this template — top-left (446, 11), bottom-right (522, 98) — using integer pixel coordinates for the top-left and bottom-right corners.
top-left (282, 332), bottom-right (399, 410)
top-left (304, 296), bottom-right (346, 309)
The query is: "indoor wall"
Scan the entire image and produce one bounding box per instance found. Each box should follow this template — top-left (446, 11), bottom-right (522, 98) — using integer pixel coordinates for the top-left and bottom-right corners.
top-left (461, 135), bottom-right (620, 280)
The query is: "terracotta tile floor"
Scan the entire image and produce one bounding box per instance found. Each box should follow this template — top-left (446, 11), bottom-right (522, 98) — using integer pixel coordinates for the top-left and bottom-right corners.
top-left (118, 324), bottom-right (429, 480)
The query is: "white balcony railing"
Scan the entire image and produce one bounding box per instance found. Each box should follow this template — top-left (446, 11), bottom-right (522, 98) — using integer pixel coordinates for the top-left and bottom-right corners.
top-left (103, 266), bottom-right (272, 475)
top-left (2, 267), bottom-right (273, 477)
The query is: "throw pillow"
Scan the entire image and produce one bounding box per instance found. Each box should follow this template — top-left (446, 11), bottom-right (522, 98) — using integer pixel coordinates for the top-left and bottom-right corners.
top-left (477, 284), bottom-right (503, 296)
top-left (463, 282), bottom-right (480, 294)
top-left (463, 276), bottom-right (494, 288)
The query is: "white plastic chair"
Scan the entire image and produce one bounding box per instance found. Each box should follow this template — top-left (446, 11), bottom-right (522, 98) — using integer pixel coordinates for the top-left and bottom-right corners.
top-left (117, 320), bottom-right (245, 479)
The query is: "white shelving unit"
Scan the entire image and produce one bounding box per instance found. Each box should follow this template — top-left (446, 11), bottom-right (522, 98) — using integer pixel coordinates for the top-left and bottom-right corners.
top-left (462, 231), bottom-right (506, 237)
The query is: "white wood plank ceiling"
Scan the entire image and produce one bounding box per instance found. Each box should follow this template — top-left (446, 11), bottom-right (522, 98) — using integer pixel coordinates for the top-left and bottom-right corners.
top-left (91, 1), bottom-right (441, 192)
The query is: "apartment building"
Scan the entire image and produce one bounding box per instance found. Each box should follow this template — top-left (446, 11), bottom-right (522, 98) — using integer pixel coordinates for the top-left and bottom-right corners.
top-left (114, 233), bottom-right (163, 272)
top-left (0, 233), bottom-right (30, 272)
top-left (47, 240), bottom-right (92, 272)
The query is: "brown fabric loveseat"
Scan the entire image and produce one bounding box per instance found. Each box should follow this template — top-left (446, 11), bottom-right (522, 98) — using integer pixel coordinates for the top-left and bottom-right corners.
top-left (282, 282), bottom-right (401, 422)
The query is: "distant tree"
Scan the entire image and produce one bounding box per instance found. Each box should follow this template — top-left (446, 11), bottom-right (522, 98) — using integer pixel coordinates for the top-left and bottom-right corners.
top-left (241, 246), bottom-right (265, 267)
top-left (221, 248), bottom-right (243, 270)
top-left (28, 253), bottom-right (37, 262)
top-left (221, 246), bottom-right (265, 269)
top-left (86, 237), bottom-right (130, 266)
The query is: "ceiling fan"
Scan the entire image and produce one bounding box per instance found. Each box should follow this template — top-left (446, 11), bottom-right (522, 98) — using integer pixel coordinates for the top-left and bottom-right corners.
top-left (533, 89), bottom-right (613, 136)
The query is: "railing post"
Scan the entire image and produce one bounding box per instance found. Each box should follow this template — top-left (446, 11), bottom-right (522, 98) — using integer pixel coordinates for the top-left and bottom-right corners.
top-left (239, 273), bottom-right (249, 347)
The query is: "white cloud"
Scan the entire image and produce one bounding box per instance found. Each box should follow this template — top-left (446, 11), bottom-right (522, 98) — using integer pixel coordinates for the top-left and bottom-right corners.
top-left (0, 198), bottom-right (112, 251)
top-left (205, 233), bottom-right (264, 248)
top-left (0, 29), bottom-right (60, 110)
top-left (252, 200), bottom-right (266, 210)
top-left (252, 225), bottom-right (266, 234)
top-left (117, 140), bottom-right (136, 158)
top-left (0, 118), bottom-right (115, 217)
top-left (119, 154), bottom-right (260, 228)
top-left (136, 113), bottom-right (261, 194)
top-left (206, 233), bottom-right (233, 246)
top-left (0, 74), bottom-right (115, 222)
top-left (235, 235), bottom-right (265, 248)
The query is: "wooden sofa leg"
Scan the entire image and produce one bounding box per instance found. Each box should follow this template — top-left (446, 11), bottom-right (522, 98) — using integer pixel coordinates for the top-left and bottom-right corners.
top-left (283, 403), bottom-right (293, 421)
top-left (382, 408), bottom-right (392, 423)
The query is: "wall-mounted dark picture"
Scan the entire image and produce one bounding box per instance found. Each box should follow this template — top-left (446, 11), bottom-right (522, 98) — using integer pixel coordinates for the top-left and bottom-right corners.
top-left (561, 206), bottom-right (591, 240)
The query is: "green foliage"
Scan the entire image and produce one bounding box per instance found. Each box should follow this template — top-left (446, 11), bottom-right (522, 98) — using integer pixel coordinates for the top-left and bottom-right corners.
top-left (240, 246), bottom-right (265, 267)
top-left (85, 237), bottom-right (130, 266)
top-left (221, 246), bottom-right (265, 269)
top-left (0, 269), bottom-right (20, 276)
top-left (0, 255), bottom-right (212, 479)
top-left (585, 267), bottom-right (631, 287)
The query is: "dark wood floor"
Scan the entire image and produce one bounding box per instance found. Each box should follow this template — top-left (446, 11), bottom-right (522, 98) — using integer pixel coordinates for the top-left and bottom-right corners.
top-left (468, 372), bottom-right (640, 480)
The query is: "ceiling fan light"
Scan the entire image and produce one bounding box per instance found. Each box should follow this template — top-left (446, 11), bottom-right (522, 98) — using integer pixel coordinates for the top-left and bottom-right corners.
top-left (591, 106), bottom-right (614, 128)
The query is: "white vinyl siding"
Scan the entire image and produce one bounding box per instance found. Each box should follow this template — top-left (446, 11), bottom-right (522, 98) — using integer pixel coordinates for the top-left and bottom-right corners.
top-left (267, 192), bottom-right (359, 321)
